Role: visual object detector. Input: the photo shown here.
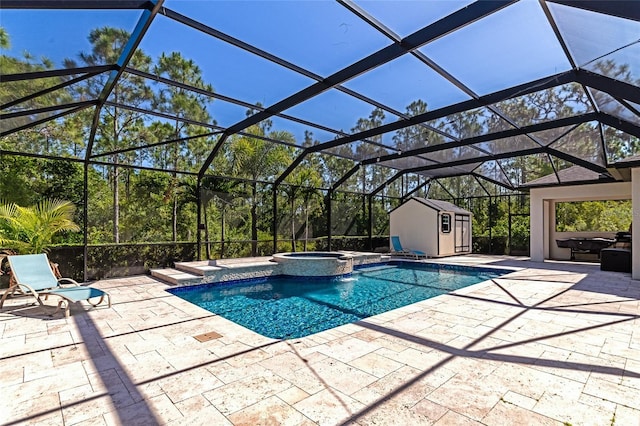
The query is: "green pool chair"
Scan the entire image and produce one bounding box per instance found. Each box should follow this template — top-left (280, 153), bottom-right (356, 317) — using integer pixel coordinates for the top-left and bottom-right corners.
top-left (390, 236), bottom-right (427, 259)
top-left (0, 253), bottom-right (111, 317)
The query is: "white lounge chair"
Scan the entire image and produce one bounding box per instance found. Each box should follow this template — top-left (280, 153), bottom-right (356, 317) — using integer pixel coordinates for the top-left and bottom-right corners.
top-left (0, 253), bottom-right (111, 317)
top-left (390, 236), bottom-right (426, 259)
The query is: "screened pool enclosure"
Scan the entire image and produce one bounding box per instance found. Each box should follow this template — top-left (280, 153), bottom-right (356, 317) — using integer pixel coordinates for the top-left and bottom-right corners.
top-left (1, 1), bottom-right (639, 280)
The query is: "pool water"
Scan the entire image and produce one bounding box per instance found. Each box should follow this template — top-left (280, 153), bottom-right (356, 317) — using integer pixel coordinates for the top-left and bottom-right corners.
top-left (168, 263), bottom-right (504, 339)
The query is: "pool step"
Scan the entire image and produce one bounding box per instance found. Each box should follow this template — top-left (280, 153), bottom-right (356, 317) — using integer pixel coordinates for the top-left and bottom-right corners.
top-left (174, 261), bottom-right (222, 277)
top-left (174, 258), bottom-right (276, 276)
top-left (152, 258), bottom-right (281, 287)
top-left (150, 268), bottom-right (203, 286)
top-left (338, 251), bottom-right (390, 266)
top-left (355, 265), bottom-right (398, 273)
top-left (220, 261), bottom-right (277, 269)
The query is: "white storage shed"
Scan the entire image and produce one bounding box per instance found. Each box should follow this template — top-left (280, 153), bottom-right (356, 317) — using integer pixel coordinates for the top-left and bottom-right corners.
top-left (389, 197), bottom-right (472, 257)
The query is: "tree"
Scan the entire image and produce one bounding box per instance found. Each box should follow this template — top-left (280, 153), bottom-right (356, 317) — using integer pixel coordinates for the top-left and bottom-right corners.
top-left (556, 200), bottom-right (631, 232)
top-left (484, 82), bottom-right (590, 187)
top-left (229, 125), bottom-right (295, 256)
top-left (299, 177), bottom-right (323, 251)
top-left (119, 170), bottom-right (173, 242)
top-left (0, 156), bottom-right (42, 206)
top-left (389, 100), bottom-right (445, 196)
top-left (200, 176), bottom-right (245, 258)
top-left (0, 29), bottom-right (72, 155)
top-left (284, 166), bottom-right (323, 251)
top-left (392, 100), bottom-right (431, 152)
top-left (281, 183), bottom-right (300, 251)
top-left (353, 108), bottom-right (387, 191)
top-left (349, 108), bottom-right (387, 235)
top-left (0, 28), bottom-right (8, 49)
top-left (66, 27), bottom-right (152, 243)
top-left (0, 199), bottom-right (80, 254)
top-left (152, 52), bottom-right (215, 241)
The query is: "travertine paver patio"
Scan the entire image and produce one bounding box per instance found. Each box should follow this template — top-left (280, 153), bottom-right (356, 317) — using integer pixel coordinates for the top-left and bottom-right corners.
top-left (1, 255), bottom-right (639, 425)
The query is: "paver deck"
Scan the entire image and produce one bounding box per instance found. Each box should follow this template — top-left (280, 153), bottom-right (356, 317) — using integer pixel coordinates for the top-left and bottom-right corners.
top-left (1, 255), bottom-right (639, 425)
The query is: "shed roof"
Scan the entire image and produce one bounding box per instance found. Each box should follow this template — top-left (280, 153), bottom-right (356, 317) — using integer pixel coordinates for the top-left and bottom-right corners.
top-left (391, 197), bottom-right (471, 215)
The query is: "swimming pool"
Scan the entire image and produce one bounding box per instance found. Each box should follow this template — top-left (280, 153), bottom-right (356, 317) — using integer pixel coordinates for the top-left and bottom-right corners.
top-left (168, 262), bottom-right (505, 339)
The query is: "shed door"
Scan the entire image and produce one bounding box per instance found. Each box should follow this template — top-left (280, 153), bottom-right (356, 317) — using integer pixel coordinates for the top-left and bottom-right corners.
top-left (455, 214), bottom-right (470, 253)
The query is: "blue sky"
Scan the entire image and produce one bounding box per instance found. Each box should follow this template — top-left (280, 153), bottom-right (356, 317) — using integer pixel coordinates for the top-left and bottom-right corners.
top-left (3, 0), bottom-right (627, 145)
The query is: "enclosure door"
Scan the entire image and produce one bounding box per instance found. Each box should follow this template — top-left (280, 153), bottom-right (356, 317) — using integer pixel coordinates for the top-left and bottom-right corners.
top-left (455, 214), bottom-right (471, 253)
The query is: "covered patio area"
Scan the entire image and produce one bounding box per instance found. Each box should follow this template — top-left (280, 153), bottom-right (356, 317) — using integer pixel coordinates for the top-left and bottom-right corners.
top-left (1, 256), bottom-right (638, 425)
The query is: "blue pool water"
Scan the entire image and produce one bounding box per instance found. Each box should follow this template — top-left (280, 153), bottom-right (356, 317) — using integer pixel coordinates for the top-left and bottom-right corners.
top-left (168, 263), bottom-right (504, 339)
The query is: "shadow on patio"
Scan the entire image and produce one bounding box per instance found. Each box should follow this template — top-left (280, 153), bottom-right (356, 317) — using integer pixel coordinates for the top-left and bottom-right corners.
top-left (1, 259), bottom-right (638, 425)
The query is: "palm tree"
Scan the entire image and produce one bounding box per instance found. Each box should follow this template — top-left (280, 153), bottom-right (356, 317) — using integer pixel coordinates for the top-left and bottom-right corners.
top-left (0, 199), bottom-right (80, 254)
top-left (202, 177), bottom-right (244, 258)
top-left (284, 167), bottom-right (323, 251)
top-left (229, 125), bottom-right (294, 256)
top-left (282, 183), bottom-right (300, 252)
top-left (178, 177), bottom-right (244, 259)
top-left (300, 184), bottom-right (322, 251)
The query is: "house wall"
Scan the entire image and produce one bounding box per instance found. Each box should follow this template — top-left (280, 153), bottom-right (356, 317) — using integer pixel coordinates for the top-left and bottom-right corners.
top-left (389, 199), bottom-right (438, 256)
top-left (633, 168), bottom-right (640, 280)
top-left (529, 182), bottom-right (633, 270)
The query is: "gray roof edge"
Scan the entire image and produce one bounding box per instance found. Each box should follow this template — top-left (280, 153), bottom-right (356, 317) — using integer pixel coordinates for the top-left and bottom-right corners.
top-left (389, 196), bottom-right (471, 215)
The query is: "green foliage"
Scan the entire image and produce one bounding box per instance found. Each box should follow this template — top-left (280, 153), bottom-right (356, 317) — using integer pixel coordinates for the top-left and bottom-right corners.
top-left (227, 125), bottom-right (297, 255)
top-left (556, 200), bottom-right (632, 232)
top-left (0, 199), bottom-right (80, 254)
top-left (0, 156), bottom-right (42, 206)
top-left (3, 24), bottom-right (638, 262)
top-left (48, 242), bottom-right (197, 281)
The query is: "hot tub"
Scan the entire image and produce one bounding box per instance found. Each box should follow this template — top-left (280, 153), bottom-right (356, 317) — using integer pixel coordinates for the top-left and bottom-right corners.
top-left (271, 252), bottom-right (353, 276)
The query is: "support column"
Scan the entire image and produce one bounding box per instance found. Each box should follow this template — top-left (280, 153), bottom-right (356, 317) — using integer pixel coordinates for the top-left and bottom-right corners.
top-left (196, 176), bottom-right (202, 261)
top-left (83, 163), bottom-right (89, 282)
top-left (543, 200), bottom-right (551, 260)
top-left (529, 191), bottom-right (545, 262)
top-left (326, 191), bottom-right (332, 251)
top-left (368, 196), bottom-right (373, 251)
top-left (488, 196), bottom-right (493, 254)
top-left (272, 185), bottom-right (278, 255)
top-left (632, 168), bottom-right (640, 280)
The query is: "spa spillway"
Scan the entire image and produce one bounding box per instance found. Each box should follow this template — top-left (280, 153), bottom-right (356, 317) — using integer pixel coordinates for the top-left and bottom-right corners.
top-left (271, 252), bottom-right (354, 277)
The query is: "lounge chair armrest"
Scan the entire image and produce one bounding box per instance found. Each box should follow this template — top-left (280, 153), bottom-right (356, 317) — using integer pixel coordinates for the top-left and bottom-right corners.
top-left (57, 278), bottom-right (80, 287)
